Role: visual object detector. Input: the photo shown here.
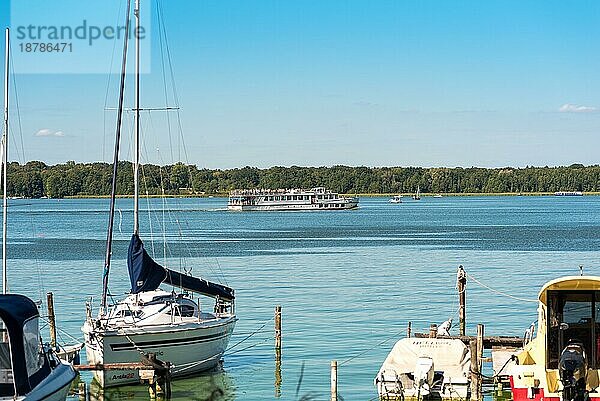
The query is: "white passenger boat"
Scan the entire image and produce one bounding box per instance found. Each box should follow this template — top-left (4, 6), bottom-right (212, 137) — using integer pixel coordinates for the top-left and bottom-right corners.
top-left (228, 187), bottom-right (359, 211)
top-left (375, 338), bottom-right (471, 400)
top-left (554, 191), bottom-right (583, 196)
top-left (82, 0), bottom-right (236, 387)
top-left (389, 195), bottom-right (403, 204)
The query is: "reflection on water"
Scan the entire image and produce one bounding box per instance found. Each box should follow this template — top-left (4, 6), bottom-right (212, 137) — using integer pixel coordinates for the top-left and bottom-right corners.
top-left (85, 369), bottom-right (235, 401)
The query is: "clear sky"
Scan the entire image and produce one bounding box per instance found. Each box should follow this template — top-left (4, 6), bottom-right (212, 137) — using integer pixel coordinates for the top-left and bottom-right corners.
top-left (1, 0), bottom-right (599, 169)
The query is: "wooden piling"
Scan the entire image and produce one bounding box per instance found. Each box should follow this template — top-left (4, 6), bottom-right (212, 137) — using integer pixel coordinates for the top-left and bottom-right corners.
top-left (275, 305), bottom-right (282, 350)
top-left (407, 321), bottom-right (412, 338)
top-left (275, 348), bottom-right (282, 398)
top-left (457, 265), bottom-right (466, 336)
top-left (477, 324), bottom-right (484, 362)
top-left (46, 292), bottom-right (57, 348)
top-left (429, 324), bottom-right (438, 338)
top-left (469, 340), bottom-right (480, 401)
top-left (330, 360), bottom-right (338, 401)
top-left (78, 382), bottom-right (87, 401)
top-left (476, 324), bottom-right (484, 400)
top-left (275, 305), bottom-right (282, 398)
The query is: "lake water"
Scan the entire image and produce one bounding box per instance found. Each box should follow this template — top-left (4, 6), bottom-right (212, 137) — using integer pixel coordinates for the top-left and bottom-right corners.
top-left (5, 195), bottom-right (600, 400)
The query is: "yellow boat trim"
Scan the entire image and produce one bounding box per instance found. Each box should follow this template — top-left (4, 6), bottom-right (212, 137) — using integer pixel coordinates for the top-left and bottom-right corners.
top-left (538, 275), bottom-right (600, 305)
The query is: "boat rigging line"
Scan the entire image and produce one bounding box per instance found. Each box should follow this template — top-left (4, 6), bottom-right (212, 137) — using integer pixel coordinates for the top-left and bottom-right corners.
top-left (225, 315), bottom-right (275, 353)
top-left (339, 325), bottom-right (410, 367)
top-left (464, 270), bottom-right (537, 303)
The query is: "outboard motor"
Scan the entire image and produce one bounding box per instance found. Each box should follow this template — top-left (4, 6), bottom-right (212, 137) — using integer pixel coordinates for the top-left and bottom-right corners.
top-left (414, 357), bottom-right (435, 396)
top-left (559, 340), bottom-right (589, 401)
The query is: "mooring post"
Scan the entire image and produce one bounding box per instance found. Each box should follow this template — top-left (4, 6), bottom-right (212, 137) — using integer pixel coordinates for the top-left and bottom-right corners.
top-left (407, 321), bottom-right (412, 338)
top-left (46, 292), bottom-right (57, 349)
top-left (275, 349), bottom-right (282, 398)
top-left (275, 305), bottom-right (282, 398)
top-left (78, 382), bottom-right (87, 401)
top-left (477, 324), bottom-right (484, 362)
top-left (477, 324), bottom-right (484, 399)
top-left (429, 323), bottom-right (438, 338)
top-left (457, 265), bottom-right (467, 336)
top-left (469, 340), bottom-right (480, 401)
top-left (330, 360), bottom-right (338, 401)
top-left (275, 305), bottom-right (282, 350)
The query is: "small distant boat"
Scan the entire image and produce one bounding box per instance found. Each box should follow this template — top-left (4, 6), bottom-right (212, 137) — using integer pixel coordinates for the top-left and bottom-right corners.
top-left (228, 187), bottom-right (359, 211)
top-left (389, 195), bottom-right (403, 204)
top-left (433, 194), bottom-right (443, 198)
top-left (375, 337), bottom-right (471, 400)
top-left (412, 186), bottom-right (421, 200)
top-left (554, 191), bottom-right (583, 196)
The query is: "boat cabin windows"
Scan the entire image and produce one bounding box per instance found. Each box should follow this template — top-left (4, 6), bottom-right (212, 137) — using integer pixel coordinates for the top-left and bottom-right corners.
top-left (547, 290), bottom-right (600, 369)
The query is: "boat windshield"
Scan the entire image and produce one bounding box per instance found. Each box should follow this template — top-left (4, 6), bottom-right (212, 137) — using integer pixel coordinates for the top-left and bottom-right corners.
top-left (22, 317), bottom-right (44, 377)
top-left (547, 290), bottom-right (600, 369)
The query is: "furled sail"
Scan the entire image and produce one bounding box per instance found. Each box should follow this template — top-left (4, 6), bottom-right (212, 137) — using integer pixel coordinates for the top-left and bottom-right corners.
top-left (127, 234), bottom-right (235, 301)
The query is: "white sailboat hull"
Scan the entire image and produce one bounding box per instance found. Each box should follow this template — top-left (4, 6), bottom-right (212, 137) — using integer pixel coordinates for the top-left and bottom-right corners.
top-left (84, 316), bottom-right (236, 388)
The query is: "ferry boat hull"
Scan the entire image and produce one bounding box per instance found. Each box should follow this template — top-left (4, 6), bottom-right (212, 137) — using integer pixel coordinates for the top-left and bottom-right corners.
top-left (83, 317), bottom-right (236, 387)
top-left (228, 200), bottom-right (358, 211)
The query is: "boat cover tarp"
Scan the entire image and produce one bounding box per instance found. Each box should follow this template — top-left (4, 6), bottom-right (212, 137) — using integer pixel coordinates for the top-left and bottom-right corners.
top-left (128, 234), bottom-right (234, 301)
top-left (377, 338), bottom-right (470, 383)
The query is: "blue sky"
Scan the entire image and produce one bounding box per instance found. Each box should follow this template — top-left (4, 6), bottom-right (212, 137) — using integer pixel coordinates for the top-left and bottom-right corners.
top-left (1, 0), bottom-right (599, 168)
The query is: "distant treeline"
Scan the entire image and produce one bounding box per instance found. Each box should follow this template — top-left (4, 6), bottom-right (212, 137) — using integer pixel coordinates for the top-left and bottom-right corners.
top-left (5, 161), bottom-right (600, 198)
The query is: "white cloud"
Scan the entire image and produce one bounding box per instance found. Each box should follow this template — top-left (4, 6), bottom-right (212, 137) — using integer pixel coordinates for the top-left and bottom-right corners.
top-left (35, 129), bottom-right (65, 137)
top-left (559, 103), bottom-right (598, 113)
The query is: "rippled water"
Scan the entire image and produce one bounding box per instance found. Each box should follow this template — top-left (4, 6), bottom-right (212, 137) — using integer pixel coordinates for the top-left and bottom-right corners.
top-left (5, 196), bottom-right (600, 400)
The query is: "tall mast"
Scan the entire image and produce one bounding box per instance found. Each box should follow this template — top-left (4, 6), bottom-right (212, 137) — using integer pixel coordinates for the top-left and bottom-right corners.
top-left (2, 28), bottom-right (9, 295)
top-left (133, 0), bottom-right (140, 235)
top-left (101, 0), bottom-right (132, 313)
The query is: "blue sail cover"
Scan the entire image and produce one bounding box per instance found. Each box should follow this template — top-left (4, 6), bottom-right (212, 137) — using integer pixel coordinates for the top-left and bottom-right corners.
top-left (128, 234), bottom-right (167, 293)
top-left (127, 234), bottom-right (235, 301)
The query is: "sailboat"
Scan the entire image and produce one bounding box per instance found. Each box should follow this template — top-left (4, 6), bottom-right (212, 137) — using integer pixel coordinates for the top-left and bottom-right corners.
top-left (412, 186), bottom-right (421, 200)
top-left (81, 0), bottom-right (237, 388)
top-left (0, 28), bottom-right (76, 401)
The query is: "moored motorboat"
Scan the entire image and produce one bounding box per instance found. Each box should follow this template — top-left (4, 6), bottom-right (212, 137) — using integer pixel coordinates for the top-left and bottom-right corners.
top-left (0, 294), bottom-right (76, 401)
top-left (510, 276), bottom-right (600, 401)
top-left (375, 337), bottom-right (471, 400)
top-left (389, 195), bottom-right (403, 204)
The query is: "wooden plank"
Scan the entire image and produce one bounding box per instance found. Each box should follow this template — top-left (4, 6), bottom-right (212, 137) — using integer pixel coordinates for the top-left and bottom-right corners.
top-left (413, 333), bottom-right (522, 348)
top-left (74, 363), bottom-right (152, 371)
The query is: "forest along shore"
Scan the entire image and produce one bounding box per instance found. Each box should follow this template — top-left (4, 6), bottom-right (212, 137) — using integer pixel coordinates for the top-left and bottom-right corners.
top-left (5, 161), bottom-right (596, 198)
